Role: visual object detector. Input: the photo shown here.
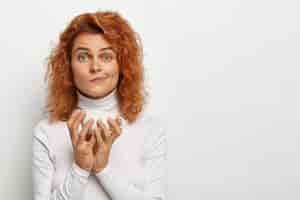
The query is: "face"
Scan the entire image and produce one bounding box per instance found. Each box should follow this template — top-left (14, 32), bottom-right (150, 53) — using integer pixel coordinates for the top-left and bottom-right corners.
top-left (71, 32), bottom-right (119, 99)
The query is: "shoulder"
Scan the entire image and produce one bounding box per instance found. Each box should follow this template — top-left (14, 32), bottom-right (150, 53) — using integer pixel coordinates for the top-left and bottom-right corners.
top-left (143, 114), bottom-right (167, 132)
top-left (33, 118), bottom-right (49, 140)
top-left (133, 111), bottom-right (167, 132)
top-left (138, 113), bottom-right (168, 144)
top-left (33, 116), bottom-right (65, 144)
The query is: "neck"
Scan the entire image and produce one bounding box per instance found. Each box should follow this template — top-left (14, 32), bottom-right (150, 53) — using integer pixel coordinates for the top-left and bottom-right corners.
top-left (76, 88), bottom-right (119, 112)
top-left (76, 88), bottom-right (125, 128)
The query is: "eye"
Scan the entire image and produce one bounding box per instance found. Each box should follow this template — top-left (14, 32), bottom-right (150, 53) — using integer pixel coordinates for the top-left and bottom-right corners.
top-left (99, 53), bottom-right (114, 62)
top-left (77, 53), bottom-right (90, 62)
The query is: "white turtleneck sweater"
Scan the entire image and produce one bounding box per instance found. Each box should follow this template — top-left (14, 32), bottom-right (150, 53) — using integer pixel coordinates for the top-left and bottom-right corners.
top-left (31, 88), bottom-right (168, 200)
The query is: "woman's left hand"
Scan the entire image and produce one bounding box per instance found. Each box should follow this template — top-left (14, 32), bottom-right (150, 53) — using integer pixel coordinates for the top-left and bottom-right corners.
top-left (91, 116), bottom-right (123, 174)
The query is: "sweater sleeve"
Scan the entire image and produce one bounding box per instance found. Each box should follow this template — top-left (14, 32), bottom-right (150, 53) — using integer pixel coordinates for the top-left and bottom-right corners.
top-left (32, 121), bottom-right (91, 200)
top-left (94, 119), bottom-right (168, 200)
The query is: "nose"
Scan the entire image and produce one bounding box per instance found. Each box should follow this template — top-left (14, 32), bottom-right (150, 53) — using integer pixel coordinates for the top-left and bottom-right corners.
top-left (90, 57), bottom-right (102, 72)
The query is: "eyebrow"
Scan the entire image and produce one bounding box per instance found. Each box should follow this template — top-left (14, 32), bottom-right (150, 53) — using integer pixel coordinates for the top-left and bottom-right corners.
top-left (73, 46), bottom-right (114, 53)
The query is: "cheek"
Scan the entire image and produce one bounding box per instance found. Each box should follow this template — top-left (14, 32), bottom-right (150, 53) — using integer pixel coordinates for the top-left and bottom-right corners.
top-left (106, 64), bottom-right (119, 78)
top-left (72, 64), bottom-right (89, 80)
top-left (111, 70), bottom-right (119, 78)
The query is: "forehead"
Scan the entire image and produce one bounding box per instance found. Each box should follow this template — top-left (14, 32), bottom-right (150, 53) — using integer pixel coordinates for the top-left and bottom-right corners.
top-left (72, 32), bottom-right (111, 51)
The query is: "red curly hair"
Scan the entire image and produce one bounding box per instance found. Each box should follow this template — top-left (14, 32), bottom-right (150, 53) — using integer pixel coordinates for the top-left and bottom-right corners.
top-left (44, 10), bottom-right (148, 124)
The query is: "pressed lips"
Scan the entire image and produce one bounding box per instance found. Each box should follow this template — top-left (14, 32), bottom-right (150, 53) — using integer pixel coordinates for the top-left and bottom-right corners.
top-left (90, 75), bottom-right (108, 82)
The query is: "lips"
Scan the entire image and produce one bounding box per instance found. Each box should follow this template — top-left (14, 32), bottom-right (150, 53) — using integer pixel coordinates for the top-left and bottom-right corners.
top-left (90, 75), bottom-right (108, 82)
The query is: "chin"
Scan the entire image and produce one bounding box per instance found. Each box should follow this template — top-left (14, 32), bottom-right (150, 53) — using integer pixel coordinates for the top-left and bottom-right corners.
top-left (89, 87), bottom-right (113, 97)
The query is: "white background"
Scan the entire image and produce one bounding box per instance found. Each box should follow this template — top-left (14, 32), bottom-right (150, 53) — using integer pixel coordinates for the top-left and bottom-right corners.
top-left (0, 0), bottom-right (299, 199)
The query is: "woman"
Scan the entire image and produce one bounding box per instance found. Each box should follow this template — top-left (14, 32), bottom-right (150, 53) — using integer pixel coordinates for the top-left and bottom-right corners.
top-left (32, 11), bottom-right (167, 200)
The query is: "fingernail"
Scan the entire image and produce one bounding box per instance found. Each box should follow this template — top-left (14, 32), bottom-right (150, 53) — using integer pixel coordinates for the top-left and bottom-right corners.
top-left (99, 122), bottom-right (104, 128)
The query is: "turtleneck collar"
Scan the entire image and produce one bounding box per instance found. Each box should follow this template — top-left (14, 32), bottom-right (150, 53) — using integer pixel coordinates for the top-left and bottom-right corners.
top-left (76, 88), bottom-right (119, 112)
top-left (75, 88), bottom-right (128, 127)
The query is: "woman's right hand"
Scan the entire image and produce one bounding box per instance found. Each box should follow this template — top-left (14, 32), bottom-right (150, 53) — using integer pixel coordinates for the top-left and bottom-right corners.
top-left (67, 109), bottom-right (96, 172)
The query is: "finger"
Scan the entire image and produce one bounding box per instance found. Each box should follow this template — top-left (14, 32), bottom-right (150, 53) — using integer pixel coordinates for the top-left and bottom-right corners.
top-left (79, 112), bottom-right (87, 131)
top-left (67, 109), bottom-right (81, 127)
top-left (87, 119), bottom-right (95, 137)
top-left (108, 117), bottom-right (122, 139)
top-left (88, 131), bottom-right (96, 147)
top-left (67, 109), bottom-right (81, 136)
top-left (67, 109), bottom-right (82, 148)
top-left (95, 125), bottom-right (105, 146)
top-left (71, 111), bottom-right (87, 147)
top-left (97, 120), bottom-right (111, 143)
top-left (116, 115), bottom-right (122, 126)
top-left (79, 118), bottom-right (94, 143)
top-left (72, 111), bottom-right (86, 134)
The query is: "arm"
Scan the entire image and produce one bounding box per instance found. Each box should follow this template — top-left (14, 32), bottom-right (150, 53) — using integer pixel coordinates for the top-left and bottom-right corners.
top-left (95, 121), bottom-right (168, 200)
top-left (32, 122), bottom-right (90, 200)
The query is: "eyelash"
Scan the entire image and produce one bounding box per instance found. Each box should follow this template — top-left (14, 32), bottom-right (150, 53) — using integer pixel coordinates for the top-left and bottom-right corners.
top-left (77, 53), bottom-right (90, 62)
top-left (77, 53), bottom-right (114, 62)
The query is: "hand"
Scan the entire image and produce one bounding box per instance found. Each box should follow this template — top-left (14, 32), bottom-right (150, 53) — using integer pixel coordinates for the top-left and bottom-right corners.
top-left (67, 109), bottom-right (96, 172)
top-left (91, 116), bottom-right (123, 174)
